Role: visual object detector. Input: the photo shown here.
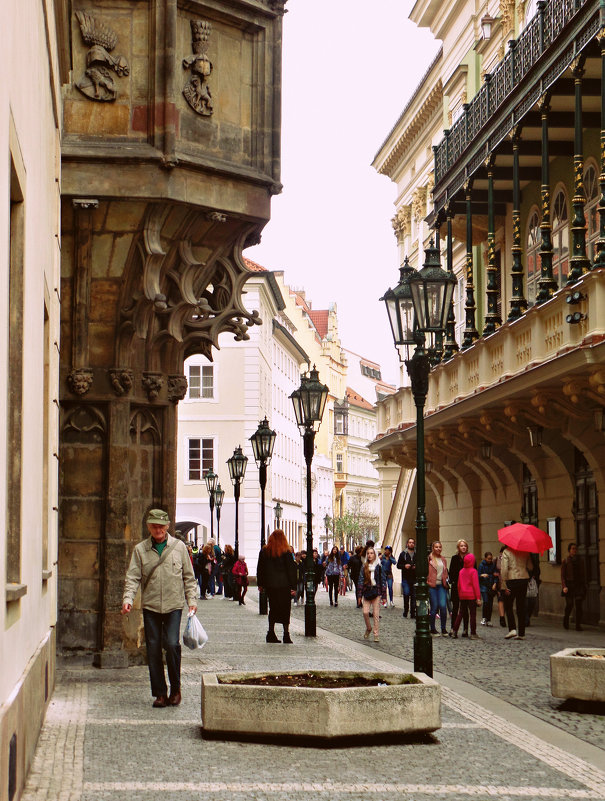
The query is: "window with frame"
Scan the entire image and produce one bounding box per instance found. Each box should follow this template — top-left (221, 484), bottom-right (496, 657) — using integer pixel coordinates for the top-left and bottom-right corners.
top-left (526, 208), bottom-right (541, 306)
top-left (336, 453), bottom-right (343, 472)
top-left (188, 364), bottom-right (214, 399)
top-left (188, 438), bottom-right (214, 480)
top-left (521, 464), bottom-right (538, 525)
top-left (552, 189), bottom-right (569, 290)
top-left (585, 162), bottom-right (599, 262)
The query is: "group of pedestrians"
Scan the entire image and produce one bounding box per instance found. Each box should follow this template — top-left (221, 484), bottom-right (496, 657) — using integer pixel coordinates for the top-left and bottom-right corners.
top-left (121, 509), bottom-right (588, 709)
top-left (188, 541), bottom-right (249, 605)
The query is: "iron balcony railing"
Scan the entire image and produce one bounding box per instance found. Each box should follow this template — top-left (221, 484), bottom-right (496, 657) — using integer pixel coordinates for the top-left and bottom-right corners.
top-left (434, 0), bottom-right (593, 186)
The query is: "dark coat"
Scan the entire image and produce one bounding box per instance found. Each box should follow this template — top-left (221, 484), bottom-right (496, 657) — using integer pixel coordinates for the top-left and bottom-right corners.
top-left (257, 550), bottom-right (297, 591)
top-left (449, 552), bottom-right (465, 589)
top-left (348, 554), bottom-right (362, 584)
top-left (397, 549), bottom-right (416, 581)
top-left (357, 561), bottom-right (387, 601)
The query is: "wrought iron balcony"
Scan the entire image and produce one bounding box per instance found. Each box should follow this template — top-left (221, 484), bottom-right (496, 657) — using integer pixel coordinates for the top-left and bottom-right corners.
top-left (433, 0), bottom-right (599, 208)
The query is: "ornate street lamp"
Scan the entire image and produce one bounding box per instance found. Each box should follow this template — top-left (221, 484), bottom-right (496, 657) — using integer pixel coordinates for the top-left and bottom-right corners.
top-left (227, 446), bottom-right (248, 559)
top-left (250, 416), bottom-right (277, 615)
top-left (290, 365), bottom-right (329, 637)
top-left (214, 482), bottom-right (224, 547)
top-left (324, 513), bottom-right (331, 548)
top-left (382, 238), bottom-right (455, 678)
top-left (380, 256), bottom-right (417, 362)
top-left (204, 468), bottom-right (218, 542)
top-left (274, 501), bottom-right (283, 528)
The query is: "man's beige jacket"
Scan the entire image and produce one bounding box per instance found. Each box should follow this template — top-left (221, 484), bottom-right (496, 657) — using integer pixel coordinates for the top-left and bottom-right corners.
top-left (123, 534), bottom-right (197, 613)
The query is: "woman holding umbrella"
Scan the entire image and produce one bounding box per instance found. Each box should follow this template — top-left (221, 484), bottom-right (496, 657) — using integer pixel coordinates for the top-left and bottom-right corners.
top-left (498, 523), bottom-right (552, 641)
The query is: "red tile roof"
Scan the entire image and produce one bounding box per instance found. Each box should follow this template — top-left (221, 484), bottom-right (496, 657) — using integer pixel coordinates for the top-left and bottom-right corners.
top-left (346, 387), bottom-right (374, 410)
top-left (244, 257), bottom-right (268, 272)
top-left (307, 309), bottom-right (329, 338)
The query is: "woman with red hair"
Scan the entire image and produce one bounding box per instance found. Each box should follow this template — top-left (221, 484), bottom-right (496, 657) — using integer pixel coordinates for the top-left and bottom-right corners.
top-left (257, 529), bottom-right (297, 643)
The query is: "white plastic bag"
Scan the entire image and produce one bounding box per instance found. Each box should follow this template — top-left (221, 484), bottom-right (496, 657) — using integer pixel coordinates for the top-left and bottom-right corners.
top-left (183, 612), bottom-right (208, 649)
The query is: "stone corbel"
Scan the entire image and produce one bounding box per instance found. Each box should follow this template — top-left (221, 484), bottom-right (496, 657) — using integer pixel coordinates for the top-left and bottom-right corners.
top-left (67, 367), bottom-right (94, 396)
top-left (168, 374), bottom-right (188, 403)
top-left (142, 372), bottom-right (165, 402)
top-left (109, 368), bottom-right (134, 397)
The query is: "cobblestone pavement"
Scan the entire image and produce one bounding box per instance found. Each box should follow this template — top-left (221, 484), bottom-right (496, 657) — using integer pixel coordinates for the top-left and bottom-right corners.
top-left (290, 586), bottom-right (605, 751)
top-left (21, 590), bottom-right (605, 801)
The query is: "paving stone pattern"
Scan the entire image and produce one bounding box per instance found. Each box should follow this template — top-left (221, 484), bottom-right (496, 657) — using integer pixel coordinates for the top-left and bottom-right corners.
top-left (294, 587), bottom-right (605, 751)
top-left (21, 590), bottom-right (605, 801)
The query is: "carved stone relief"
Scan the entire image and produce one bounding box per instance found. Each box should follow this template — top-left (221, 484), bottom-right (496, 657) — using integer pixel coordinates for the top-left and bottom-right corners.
top-left (412, 187), bottom-right (428, 222)
top-left (67, 367), bottom-right (94, 396)
top-left (168, 374), bottom-right (188, 403)
top-left (142, 372), bottom-right (165, 402)
top-left (109, 368), bottom-right (134, 396)
top-left (391, 206), bottom-right (412, 242)
top-left (74, 11), bottom-right (129, 101)
top-left (117, 207), bottom-right (262, 372)
top-left (62, 406), bottom-right (107, 436)
top-left (499, 0), bottom-right (515, 34)
top-left (183, 20), bottom-right (214, 116)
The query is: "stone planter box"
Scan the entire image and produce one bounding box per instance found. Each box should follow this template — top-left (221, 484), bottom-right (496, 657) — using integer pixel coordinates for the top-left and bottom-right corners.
top-left (201, 671), bottom-right (441, 741)
top-left (550, 648), bottom-right (605, 701)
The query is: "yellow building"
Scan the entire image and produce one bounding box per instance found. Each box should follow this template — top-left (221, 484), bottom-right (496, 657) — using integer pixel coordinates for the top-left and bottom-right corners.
top-left (372, 0), bottom-right (605, 626)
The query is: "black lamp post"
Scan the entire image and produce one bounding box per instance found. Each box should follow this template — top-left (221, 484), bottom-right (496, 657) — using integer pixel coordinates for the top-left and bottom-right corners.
top-left (274, 501), bottom-right (283, 529)
top-left (290, 365), bottom-right (329, 637)
top-left (381, 241), bottom-right (455, 677)
top-left (324, 514), bottom-right (330, 548)
top-left (250, 416), bottom-right (277, 615)
top-left (204, 468), bottom-right (218, 542)
top-left (214, 482), bottom-right (224, 547)
top-left (227, 446), bottom-right (248, 560)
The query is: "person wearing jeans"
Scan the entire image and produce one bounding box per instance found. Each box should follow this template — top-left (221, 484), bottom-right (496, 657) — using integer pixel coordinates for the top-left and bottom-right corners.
top-left (324, 546), bottom-right (343, 606)
top-left (122, 509), bottom-right (197, 708)
top-left (397, 538), bottom-right (417, 618)
top-left (427, 541), bottom-right (449, 636)
top-left (500, 546), bottom-right (533, 640)
top-left (380, 546), bottom-right (396, 607)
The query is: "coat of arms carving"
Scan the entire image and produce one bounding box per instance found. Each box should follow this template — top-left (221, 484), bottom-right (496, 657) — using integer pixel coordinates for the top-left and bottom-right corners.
top-left (75, 11), bottom-right (129, 102)
top-left (183, 20), bottom-right (214, 116)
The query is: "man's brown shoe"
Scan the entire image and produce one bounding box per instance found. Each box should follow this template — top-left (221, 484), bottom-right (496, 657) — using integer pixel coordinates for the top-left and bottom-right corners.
top-left (168, 691), bottom-right (181, 706)
top-left (152, 696), bottom-right (168, 708)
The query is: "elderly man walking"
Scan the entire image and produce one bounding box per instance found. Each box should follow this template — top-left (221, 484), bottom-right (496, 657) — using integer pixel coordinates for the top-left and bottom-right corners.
top-left (121, 509), bottom-right (197, 708)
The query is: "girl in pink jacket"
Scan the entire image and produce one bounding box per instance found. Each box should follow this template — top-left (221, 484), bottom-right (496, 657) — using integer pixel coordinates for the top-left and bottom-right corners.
top-left (450, 554), bottom-right (482, 639)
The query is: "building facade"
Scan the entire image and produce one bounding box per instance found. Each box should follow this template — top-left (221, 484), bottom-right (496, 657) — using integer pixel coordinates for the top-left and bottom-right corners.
top-left (176, 266), bottom-right (310, 576)
top-left (2, 1), bottom-right (286, 798)
top-left (372, 0), bottom-right (605, 625)
top-left (0, 0), bottom-right (62, 797)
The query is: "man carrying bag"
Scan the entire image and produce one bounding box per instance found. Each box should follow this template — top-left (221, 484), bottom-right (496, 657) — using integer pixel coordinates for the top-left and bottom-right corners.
top-left (121, 509), bottom-right (197, 708)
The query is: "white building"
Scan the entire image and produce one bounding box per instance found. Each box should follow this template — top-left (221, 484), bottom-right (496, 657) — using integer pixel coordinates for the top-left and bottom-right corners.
top-left (176, 264), bottom-right (313, 575)
top-left (0, 0), bottom-right (62, 796)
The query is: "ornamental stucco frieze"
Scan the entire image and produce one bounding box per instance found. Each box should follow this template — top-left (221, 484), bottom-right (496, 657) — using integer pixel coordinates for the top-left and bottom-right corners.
top-left (391, 206), bottom-right (412, 242)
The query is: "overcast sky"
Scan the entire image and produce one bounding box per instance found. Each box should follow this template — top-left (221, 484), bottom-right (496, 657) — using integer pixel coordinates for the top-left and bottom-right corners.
top-left (246, 0), bottom-right (440, 387)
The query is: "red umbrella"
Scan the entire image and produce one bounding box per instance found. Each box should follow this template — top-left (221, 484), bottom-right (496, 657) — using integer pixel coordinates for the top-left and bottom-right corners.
top-left (497, 523), bottom-right (552, 553)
